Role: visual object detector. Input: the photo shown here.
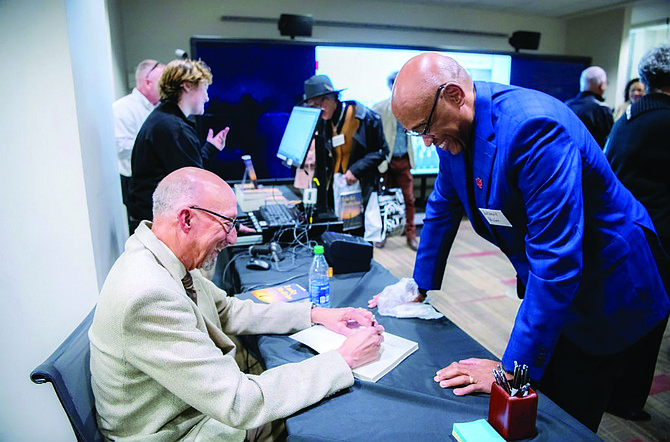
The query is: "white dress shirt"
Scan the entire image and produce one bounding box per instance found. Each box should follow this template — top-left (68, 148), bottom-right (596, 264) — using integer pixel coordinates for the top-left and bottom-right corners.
top-left (113, 88), bottom-right (155, 177)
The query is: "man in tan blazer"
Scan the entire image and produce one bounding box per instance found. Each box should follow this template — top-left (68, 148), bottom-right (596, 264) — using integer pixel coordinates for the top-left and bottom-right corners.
top-left (89, 167), bottom-right (384, 441)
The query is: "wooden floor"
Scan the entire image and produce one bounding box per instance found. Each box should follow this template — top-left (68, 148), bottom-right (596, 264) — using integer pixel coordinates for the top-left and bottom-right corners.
top-left (374, 219), bottom-right (670, 442)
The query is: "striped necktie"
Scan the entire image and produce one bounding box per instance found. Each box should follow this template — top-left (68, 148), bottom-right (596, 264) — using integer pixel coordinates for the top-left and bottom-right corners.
top-left (181, 272), bottom-right (197, 304)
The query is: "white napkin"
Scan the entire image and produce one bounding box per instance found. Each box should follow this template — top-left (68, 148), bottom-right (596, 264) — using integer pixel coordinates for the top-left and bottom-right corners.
top-left (376, 278), bottom-right (443, 320)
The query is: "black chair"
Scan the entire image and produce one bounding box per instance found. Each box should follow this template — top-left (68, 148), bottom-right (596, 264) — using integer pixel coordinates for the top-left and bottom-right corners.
top-left (30, 308), bottom-right (103, 442)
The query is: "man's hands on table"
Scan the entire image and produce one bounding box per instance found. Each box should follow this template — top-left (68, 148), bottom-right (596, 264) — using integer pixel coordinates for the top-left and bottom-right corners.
top-left (434, 358), bottom-right (510, 395)
top-left (311, 307), bottom-right (385, 369)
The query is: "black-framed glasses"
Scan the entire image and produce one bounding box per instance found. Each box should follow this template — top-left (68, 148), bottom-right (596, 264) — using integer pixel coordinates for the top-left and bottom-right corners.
top-left (405, 83), bottom-right (447, 137)
top-left (189, 206), bottom-right (239, 233)
top-left (145, 62), bottom-right (160, 79)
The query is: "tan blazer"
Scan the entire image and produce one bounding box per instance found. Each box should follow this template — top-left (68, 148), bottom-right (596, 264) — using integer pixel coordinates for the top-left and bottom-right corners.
top-left (89, 222), bottom-right (353, 441)
top-left (372, 97), bottom-right (415, 171)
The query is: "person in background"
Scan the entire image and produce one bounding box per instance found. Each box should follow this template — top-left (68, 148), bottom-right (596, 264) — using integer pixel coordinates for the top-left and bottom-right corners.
top-left (380, 52), bottom-right (669, 432)
top-left (113, 59), bottom-right (164, 231)
top-left (128, 59), bottom-right (230, 233)
top-left (613, 78), bottom-right (646, 121)
top-left (373, 71), bottom-right (418, 251)
top-left (301, 74), bottom-right (389, 214)
top-left (90, 166), bottom-right (385, 442)
top-left (565, 66), bottom-right (614, 148)
top-left (604, 46), bottom-right (670, 421)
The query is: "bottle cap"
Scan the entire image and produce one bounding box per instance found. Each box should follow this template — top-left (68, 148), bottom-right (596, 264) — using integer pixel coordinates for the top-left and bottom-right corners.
top-left (313, 245), bottom-right (324, 254)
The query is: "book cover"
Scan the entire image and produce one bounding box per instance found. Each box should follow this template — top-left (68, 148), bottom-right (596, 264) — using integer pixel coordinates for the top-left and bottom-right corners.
top-left (339, 190), bottom-right (363, 231)
top-left (289, 325), bottom-right (418, 382)
top-left (252, 283), bottom-right (309, 303)
top-left (452, 419), bottom-right (505, 442)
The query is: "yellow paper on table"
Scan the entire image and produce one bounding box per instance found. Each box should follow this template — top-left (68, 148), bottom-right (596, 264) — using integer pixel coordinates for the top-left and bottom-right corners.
top-left (252, 283), bottom-right (309, 303)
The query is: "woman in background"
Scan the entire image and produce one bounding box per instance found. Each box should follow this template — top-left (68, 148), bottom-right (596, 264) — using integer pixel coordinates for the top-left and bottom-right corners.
top-left (613, 78), bottom-right (646, 121)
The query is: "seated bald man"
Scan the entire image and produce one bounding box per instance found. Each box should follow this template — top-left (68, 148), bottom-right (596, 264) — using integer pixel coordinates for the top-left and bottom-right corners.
top-left (383, 53), bottom-right (669, 432)
top-left (90, 167), bottom-right (384, 441)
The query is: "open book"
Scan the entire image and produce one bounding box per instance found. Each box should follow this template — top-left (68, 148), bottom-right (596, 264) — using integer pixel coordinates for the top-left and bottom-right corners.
top-left (290, 325), bottom-right (418, 382)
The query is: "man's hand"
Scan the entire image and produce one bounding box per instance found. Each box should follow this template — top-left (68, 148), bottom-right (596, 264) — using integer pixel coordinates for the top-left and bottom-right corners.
top-left (336, 324), bottom-right (385, 368)
top-left (434, 358), bottom-right (506, 395)
top-left (344, 170), bottom-right (358, 185)
top-left (207, 127), bottom-right (230, 151)
top-left (237, 224), bottom-right (256, 234)
top-left (311, 307), bottom-right (375, 336)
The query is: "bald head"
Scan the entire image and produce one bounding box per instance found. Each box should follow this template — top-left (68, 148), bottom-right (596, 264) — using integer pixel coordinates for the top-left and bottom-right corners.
top-left (392, 53), bottom-right (475, 155)
top-left (580, 66), bottom-right (607, 95)
top-left (153, 167), bottom-right (233, 221)
top-left (392, 53), bottom-right (472, 122)
top-left (151, 167), bottom-right (237, 271)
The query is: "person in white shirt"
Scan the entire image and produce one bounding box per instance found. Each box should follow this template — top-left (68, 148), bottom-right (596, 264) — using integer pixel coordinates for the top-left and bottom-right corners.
top-left (113, 59), bottom-right (164, 228)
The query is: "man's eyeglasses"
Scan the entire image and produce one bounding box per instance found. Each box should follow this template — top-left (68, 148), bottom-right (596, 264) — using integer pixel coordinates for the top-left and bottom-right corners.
top-left (145, 62), bottom-right (160, 79)
top-left (189, 206), bottom-right (239, 233)
top-left (405, 83), bottom-right (447, 137)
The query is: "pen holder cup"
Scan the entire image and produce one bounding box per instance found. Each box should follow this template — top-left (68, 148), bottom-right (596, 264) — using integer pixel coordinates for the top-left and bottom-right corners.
top-left (488, 382), bottom-right (538, 441)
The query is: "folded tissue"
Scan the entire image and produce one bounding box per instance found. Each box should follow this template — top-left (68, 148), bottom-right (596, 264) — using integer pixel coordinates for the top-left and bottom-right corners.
top-left (377, 278), bottom-right (443, 320)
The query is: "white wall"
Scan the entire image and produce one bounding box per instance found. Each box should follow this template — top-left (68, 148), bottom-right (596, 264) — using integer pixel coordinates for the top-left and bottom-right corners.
top-left (565, 7), bottom-right (627, 105)
top-left (116, 0), bottom-right (567, 94)
top-left (0, 0), bottom-right (126, 440)
top-left (631, 0), bottom-right (670, 26)
top-left (107, 0), bottom-right (130, 98)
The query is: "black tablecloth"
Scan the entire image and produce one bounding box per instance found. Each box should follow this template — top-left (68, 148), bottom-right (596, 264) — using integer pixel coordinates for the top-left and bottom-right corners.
top-left (234, 254), bottom-right (600, 441)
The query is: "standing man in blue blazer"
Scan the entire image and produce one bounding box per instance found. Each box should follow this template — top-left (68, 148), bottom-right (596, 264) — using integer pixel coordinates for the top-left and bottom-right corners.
top-left (390, 53), bottom-right (669, 432)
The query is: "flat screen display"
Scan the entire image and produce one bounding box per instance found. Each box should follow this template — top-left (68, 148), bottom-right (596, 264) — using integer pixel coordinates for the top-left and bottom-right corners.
top-left (276, 106), bottom-right (322, 168)
top-left (192, 38), bottom-right (588, 178)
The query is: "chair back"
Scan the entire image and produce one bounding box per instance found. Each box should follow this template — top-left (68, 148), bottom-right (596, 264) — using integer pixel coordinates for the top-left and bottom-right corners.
top-left (30, 308), bottom-right (103, 441)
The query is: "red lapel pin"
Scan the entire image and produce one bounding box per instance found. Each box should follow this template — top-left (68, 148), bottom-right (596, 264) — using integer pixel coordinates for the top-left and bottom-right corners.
top-left (476, 177), bottom-right (483, 189)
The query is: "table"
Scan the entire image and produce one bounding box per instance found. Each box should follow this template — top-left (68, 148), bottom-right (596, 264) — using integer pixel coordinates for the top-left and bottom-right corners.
top-left (234, 252), bottom-right (600, 441)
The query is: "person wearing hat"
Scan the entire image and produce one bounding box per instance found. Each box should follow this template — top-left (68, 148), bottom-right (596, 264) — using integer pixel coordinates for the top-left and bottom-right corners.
top-left (301, 75), bottom-right (389, 219)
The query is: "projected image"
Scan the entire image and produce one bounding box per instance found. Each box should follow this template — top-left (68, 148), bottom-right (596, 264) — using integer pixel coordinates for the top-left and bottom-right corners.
top-left (315, 46), bottom-right (511, 109)
top-left (315, 46), bottom-right (511, 174)
top-left (410, 138), bottom-right (440, 175)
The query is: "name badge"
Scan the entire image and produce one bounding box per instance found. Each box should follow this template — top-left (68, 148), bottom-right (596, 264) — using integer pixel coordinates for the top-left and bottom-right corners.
top-left (478, 208), bottom-right (512, 227)
top-left (332, 134), bottom-right (345, 147)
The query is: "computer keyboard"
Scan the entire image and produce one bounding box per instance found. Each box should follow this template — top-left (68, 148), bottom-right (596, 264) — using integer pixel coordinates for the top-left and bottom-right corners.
top-left (234, 213), bottom-right (263, 246)
top-left (259, 204), bottom-right (299, 227)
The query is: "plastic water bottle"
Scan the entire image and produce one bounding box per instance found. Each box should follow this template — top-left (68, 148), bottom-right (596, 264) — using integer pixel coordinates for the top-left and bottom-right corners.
top-left (309, 245), bottom-right (330, 308)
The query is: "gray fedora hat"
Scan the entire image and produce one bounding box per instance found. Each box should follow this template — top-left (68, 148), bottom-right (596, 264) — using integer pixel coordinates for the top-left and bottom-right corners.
top-left (301, 75), bottom-right (346, 103)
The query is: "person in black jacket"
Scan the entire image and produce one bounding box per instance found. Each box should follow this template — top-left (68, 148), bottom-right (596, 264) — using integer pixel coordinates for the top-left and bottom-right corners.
top-left (301, 75), bottom-right (389, 211)
top-left (604, 45), bottom-right (670, 422)
top-left (565, 66), bottom-right (614, 148)
top-left (128, 59), bottom-right (229, 233)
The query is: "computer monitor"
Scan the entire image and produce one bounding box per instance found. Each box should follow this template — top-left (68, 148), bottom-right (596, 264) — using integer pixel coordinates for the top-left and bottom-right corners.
top-left (276, 106), bottom-right (321, 168)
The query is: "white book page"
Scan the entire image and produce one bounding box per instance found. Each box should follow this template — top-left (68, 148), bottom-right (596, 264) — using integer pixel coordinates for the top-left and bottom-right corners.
top-left (290, 325), bottom-right (418, 382)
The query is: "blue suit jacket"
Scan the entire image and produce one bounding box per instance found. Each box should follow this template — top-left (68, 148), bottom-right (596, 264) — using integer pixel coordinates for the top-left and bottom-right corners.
top-left (414, 82), bottom-right (669, 380)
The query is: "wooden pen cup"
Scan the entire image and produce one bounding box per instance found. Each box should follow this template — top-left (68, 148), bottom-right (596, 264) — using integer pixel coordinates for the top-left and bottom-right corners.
top-left (488, 382), bottom-right (538, 440)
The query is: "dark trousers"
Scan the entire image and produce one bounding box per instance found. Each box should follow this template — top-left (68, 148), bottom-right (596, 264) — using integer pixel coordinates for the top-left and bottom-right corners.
top-left (120, 175), bottom-right (137, 235)
top-left (387, 154), bottom-right (416, 239)
top-left (120, 174), bottom-right (131, 207)
top-left (539, 315), bottom-right (668, 432)
top-left (128, 217), bottom-right (142, 235)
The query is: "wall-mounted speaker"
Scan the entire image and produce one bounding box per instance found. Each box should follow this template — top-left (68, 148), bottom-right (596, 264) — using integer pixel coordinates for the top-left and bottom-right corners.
top-left (278, 14), bottom-right (313, 39)
top-left (509, 31), bottom-right (541, 52)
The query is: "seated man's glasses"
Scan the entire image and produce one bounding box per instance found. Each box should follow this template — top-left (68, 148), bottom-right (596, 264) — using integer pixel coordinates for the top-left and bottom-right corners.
top-left (405, 83), bottom-right (447, 137)
top-left (189, 206), bottom-right (239, 233)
